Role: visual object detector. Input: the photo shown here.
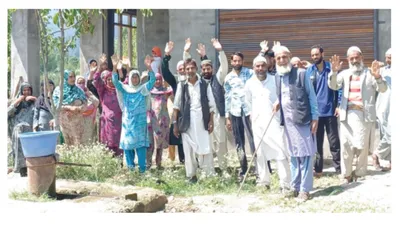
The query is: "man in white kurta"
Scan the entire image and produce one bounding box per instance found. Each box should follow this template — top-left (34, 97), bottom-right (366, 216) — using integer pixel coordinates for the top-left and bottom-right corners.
top-left (245, 56), bottom-right (291, 191)
top-left (184, 39), bottom-right (229, 171)
top-left (173, 59), bottom-right (217, 182)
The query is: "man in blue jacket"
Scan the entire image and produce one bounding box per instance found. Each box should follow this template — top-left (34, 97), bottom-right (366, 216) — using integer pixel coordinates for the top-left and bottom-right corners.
top-left (306, 45), bottom-right (341, 177)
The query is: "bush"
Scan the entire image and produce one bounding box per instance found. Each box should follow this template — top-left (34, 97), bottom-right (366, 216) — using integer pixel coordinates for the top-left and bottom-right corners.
top-left (56, 142), bottom-right (123, 182)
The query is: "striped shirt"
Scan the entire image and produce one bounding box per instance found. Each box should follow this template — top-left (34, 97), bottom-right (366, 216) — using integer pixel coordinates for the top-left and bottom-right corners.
top-left (348, 75), bottom-right (363, 110)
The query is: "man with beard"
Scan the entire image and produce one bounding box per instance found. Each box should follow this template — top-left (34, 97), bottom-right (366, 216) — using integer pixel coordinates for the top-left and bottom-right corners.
top-left (328, 46), bottom-right (387, 183)
top-left (372, 48), bottom-right (391, 171)
top-left (190, 38), bottom-right (229, 172)
top-left (244, 56), bottom-right (291, 192)
top-left (273, 46), bottom-right (319, 202)
top-left (172, 58), bottom-right (217, 183)
top-left (224, 51), bottom-right (257, 182)
top-left (306, 45), bottom-right (341, 177)
top-left (162, 41), bottom-right (188, 164)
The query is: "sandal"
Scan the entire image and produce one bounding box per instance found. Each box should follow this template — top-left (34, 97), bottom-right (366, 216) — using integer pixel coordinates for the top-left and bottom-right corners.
top-left (372, 154), bottom-right (383, 171)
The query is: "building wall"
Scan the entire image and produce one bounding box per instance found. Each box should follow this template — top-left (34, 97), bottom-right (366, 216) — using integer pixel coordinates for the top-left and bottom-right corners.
top-left (377, 9), bottom-right (391, 61)
top-left (168, 9), bottom-right (217, 74)
top-left (79, 14), bottom-right (104, 77)
top-left (137, 9), bottom-right (169, 72)
top-left (11, 9), bottom-right (41, 97)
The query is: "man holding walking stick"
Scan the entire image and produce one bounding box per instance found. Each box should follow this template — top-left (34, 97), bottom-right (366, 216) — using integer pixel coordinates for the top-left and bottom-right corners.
top-left (273, 46), bottom-right (319, 202)
top-left (244, 55), bottom-right (291, 194)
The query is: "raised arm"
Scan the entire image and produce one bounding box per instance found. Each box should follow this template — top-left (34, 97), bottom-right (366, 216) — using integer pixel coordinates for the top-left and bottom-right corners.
top-left (144, 56), bottom-right (156, 91)
top-left (211, 38), bottom-right (229, 85)
top-left (183, 38), bottom-right (192, 60)
top-left (111, 54), bottom-right (126, 93)
top-left (328, 55), bottom-right (344, 90)
top-left (370, 60), bottom-right (388, 93)
top-left (162, 41), bottom-right (178, 91)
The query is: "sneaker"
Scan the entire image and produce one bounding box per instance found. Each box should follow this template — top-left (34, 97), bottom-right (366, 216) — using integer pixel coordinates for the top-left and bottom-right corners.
top-left (296, 192), bottom-right (310, 202)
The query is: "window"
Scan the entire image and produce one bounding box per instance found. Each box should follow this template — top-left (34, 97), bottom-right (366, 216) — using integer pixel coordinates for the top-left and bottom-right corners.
top-left (113, 10), bottom-right (137, 68)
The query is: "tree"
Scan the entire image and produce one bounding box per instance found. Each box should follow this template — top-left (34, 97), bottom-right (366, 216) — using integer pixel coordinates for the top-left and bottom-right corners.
top-left (7, 9), bottom-right (16, 99)
top-left (36, 9), bottom-right (104, 132)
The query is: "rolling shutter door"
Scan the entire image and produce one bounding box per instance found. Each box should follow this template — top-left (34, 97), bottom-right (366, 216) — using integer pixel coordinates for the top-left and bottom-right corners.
top-left (219, 9), bottom-right (375, 69)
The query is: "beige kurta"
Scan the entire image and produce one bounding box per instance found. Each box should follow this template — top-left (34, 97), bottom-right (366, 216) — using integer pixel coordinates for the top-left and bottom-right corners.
top-left (328, 68), bottom-right (388, 178)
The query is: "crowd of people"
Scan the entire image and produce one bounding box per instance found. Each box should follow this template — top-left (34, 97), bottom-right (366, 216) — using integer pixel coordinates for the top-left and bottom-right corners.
top-left (7, 37), bottom-right (392, 202)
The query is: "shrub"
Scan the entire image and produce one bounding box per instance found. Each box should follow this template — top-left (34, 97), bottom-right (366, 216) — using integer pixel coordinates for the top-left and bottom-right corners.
top-left (56, 142), bottom-right (123, 182)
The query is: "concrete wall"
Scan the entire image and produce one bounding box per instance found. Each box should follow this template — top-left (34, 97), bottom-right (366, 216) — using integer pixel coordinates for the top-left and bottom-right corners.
top-left (11, 9), bottom-right (40, 97)
top-left (79, 14), bottom-right (104, 77)
top-left (137, 9), bottom-right (169, 72)
top-left (377, 9), bottom-right (391, 61)
top-left (168, 9), bottom-right (217, 75)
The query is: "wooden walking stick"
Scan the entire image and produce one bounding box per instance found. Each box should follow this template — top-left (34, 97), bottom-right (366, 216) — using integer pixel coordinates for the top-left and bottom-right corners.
top-left (237, 111), bottom-right (276, 196)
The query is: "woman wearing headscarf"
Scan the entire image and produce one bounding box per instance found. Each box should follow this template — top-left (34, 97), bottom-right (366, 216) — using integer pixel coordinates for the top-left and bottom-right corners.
top-left (33, 79), bottom-right (55, 132)
top-left (112, 55), bottom-right (155, 173)
top-left (90, 62), bottom-right (123, 157)
top-left (76, 76), bottom-right (100, 144)
top-left (147, 73), bottom-right (173, 169)
top-left (53, 70), bottom-right (88, 146)
top-left (151, 46), bottom-right (162, 75)
top-left (138, 71), bottom-right (161, 170)
top-left (8, 82), bottom-right (36, 176)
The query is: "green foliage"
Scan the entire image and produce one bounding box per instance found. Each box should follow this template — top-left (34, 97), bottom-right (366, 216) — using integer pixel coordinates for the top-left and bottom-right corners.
top-left (9, 190), bottom-right (55, 202)
top-left (7, 9), bottom-right (16, 98)
top-left (56, 143), bottom-right (123, 182)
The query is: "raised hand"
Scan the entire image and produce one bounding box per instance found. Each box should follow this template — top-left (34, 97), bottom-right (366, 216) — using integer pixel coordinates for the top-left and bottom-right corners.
top-left (272, 41), bottom-right (281, 52)
top-left (145, 55), bottom-right (153, 70)
top-left (330, 55), bottom-right (343, 73)
top-left (371, 60), bottom-right (382, 78)
top-left (111, 54), bottom-right (120, 68)
top-left (117, 60), bottom-right (123, 70)
top-left (90, 64), bottom-right (97, 72)
top-left (99, 53), bottom-right (107, 64)
top-left (165, 41), bottom-right (174, 55)
top-left (196, 43), bottom-right (206, 57)
top-left (184, 38), bottom-right (191, 52)
top-left (259, 40), bottom-right (269, 52)
top-left (211, 38), bottom-right (222, 51)
top-left (122, 56), bottom-right (131, 68)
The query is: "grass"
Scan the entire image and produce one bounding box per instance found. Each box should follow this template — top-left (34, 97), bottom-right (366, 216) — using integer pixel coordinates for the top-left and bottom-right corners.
top-left (44, 143), bottom-right (389, 213)
top-left (9, 190), bottom-right (56, 202)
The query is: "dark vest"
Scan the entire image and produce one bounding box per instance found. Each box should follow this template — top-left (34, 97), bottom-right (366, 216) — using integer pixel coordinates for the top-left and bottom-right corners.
top-left (203, 76), bottom-right (225, 117)
top-left (178, 80), bottom-right (210, 133)
top-left (275, 67), bottom-right (311, 126)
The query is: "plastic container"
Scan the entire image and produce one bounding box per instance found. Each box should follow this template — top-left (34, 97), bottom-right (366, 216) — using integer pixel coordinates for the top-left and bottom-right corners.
top-left (19, 131), bottom-right (60, 158)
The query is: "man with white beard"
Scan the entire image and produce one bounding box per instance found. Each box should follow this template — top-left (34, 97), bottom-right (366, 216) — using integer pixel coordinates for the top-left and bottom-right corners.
top-left (328, 46), bottom-right (388, 183)
top-left (273, 46), bottom-right (319, 202)
top-left (244, 56), bottom-right (291, 193)
top-left (372, 48), bottom-right (391, 171)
